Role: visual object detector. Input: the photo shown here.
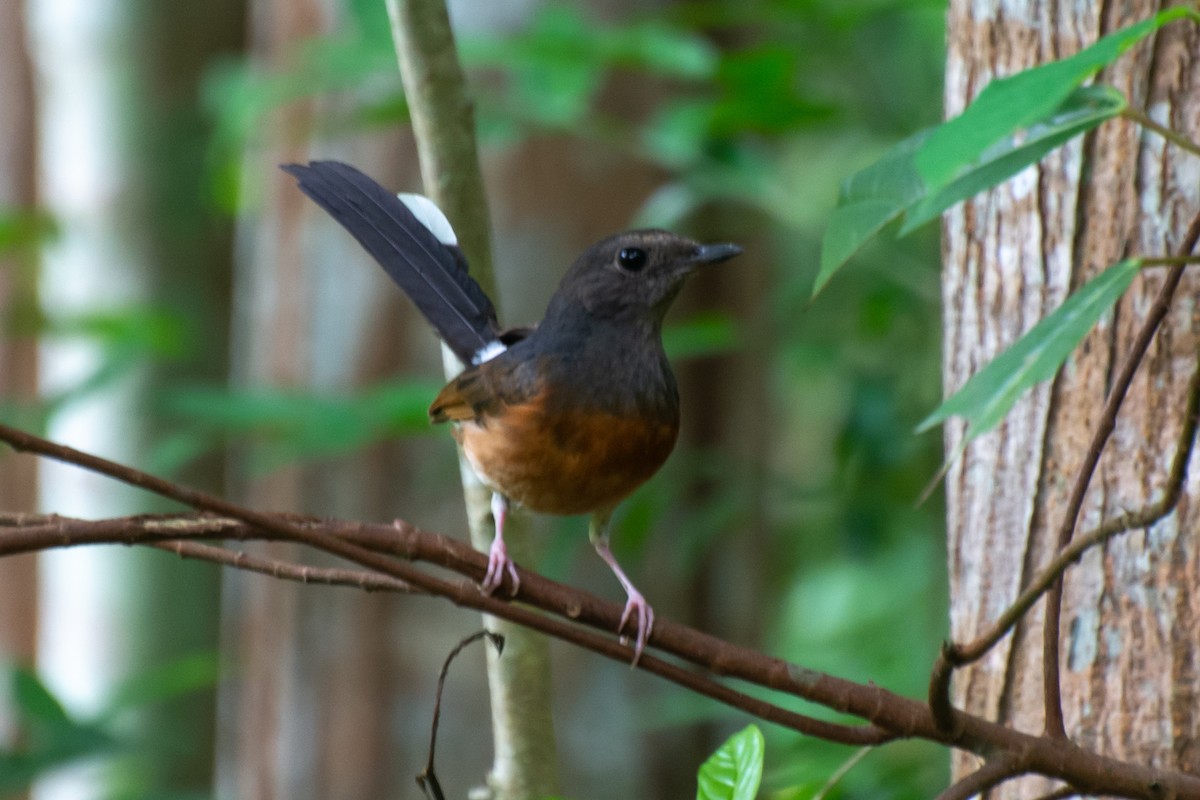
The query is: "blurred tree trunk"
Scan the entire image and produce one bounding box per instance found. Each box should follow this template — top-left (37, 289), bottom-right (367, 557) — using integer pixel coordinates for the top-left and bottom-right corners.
top-left (0, 2), bottom-right (39, 767)
top-left (942, 2), bottom-right (1200, 796)
top-left (25, 0), bottom-right (240, 794)
top-left (215, 2), bottom-right (469, 797)
top-left (217, 1), bottom-right (753, 796)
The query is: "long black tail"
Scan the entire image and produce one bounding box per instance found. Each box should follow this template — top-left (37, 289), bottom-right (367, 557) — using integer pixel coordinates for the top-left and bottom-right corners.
top-left (282, 161), bottom-right (499, 364)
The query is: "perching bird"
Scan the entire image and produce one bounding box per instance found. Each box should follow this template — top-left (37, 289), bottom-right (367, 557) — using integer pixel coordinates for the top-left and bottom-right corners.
top-left (283, 161), bottom-right (741, 662)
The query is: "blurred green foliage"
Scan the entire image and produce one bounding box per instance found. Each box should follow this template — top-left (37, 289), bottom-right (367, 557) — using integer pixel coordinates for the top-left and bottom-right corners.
top-left (208, 1), bottom-right (947, 797)
top-left (0, 209), bottom-right (57, 255)
top-left (151, 377), bottom-right (444, 474)
top-left (0, 655), bottom-right (219, 799)
top-left (9, 0), bottom-right (952, 797)
top-left (830, 10), bottom-right (1196, 453)
top-left (0, 669), bottom-right (116, 795)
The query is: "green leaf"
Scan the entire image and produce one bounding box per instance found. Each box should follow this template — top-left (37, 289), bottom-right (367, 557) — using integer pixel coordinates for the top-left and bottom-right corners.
top-left (156, 378), bottom-right (443, 473)
top-left (914, 8), bottom-right (1189, 191)
top-left (11, 669), bottom-right (73, 727)
top-left (696, 724), bottom-right (764, 800)
top-left (900, 84), bottom-right (1126, 233)
top-left (817, 200), bottom-right (905, 295)
top-left (918, 258), bottom-right (1143, 438)
top-left (599, 20), bottom-right (718, 79)
top-left (818, 82), bottom-right (1125, 294)
top-left (837, 130), bottom-right (930, 207)
top-left (1, 669), bottom-right (119, 792)
top-left (45, 307), bottom-right (191, 359)
top-left (814, 130), bottom-right (930, 295)
top-left (98, 652), bottom-right (221, 722)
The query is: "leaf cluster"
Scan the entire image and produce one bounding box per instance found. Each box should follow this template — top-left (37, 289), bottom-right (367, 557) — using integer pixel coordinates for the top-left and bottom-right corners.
top-left (821, 7), bottom-right (1200, 446)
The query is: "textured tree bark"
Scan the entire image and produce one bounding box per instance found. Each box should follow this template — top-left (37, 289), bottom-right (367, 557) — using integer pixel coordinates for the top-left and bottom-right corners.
top-left (0, 3), bottom-right (39, 766)
top-left (943, 2), bottom-right (1200, 796)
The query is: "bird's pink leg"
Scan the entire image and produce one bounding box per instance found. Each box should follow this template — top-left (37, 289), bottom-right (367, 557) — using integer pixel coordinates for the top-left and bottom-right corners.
top-left (481, 492), bottom-right (520, 595)
top-left (590, 513), bottom-right (654, 665)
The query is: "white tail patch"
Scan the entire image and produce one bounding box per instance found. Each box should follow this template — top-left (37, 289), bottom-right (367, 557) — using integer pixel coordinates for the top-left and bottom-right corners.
top-left (398, 193), bottom-right (457, 246)
top-left (472, 340), bottom-right (507, 365)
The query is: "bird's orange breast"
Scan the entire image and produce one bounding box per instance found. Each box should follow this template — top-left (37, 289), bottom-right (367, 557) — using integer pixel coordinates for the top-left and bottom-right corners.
top-left (455, 396), bottom-right (679, 516)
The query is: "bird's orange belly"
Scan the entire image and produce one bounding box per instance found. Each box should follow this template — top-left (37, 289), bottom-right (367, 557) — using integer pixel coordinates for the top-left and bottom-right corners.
top-left (456, 404), bottom-right (678, 516)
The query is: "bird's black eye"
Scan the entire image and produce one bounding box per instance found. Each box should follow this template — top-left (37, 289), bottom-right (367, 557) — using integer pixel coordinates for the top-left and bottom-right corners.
top-left (617, 247), bottom-right (647, 272)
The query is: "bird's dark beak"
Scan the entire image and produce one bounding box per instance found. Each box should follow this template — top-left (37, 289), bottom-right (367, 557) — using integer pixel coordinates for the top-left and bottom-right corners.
top-left (691, 242), bottom-right (743, 266)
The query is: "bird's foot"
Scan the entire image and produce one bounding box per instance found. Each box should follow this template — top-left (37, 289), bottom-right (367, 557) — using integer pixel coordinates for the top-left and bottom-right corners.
top-left (617, 590), bottom-right (655, 667)
top-left (481, 536), bottom-right (520, 596)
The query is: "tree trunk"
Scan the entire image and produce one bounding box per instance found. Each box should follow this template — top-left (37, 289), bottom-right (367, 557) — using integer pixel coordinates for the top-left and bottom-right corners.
top-left (943, 2), bottom-right (1200, 795)
top-left (215, 4), bottom-right (468, 798)
top-left (26, 0), bottom-right (238, 794)
top-left (0, 4), bottom-right (39, 772)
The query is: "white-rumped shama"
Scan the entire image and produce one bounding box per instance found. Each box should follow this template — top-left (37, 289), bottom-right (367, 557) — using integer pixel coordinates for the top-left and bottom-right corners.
top-left (283, 161), bottom-right (741, 662)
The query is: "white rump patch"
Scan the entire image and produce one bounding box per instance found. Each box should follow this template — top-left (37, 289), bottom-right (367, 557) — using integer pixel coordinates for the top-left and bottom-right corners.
top-left (398, 193), bottom-right (457, 245)
top-left (472, 340), bottom-right (507, 365)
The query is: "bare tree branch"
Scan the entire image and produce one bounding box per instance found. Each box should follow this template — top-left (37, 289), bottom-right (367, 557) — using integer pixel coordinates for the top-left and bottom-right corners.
top-left (5, 423), bottom-right (1200, 797)
top-left (931, 277), bottom-right (1200, 730)
top-left (384, 0), bottom-right (555, 794)
top-left (940, 329), bottom-right (1200, 668)
top-left (925, 211), bottom-right (1200, 740)
top-left (1041, 212), bottom-right (1200, 738)
top-left (149, 539), bottom-right (418, 594)
top-left (929, 641), bottom-right (958, 734)
top-left (418, 630), bottom-right (504, 800)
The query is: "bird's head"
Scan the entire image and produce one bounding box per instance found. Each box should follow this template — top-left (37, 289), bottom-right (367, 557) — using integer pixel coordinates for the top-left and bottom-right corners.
top-left (547, 230), bottom-right (742, 328)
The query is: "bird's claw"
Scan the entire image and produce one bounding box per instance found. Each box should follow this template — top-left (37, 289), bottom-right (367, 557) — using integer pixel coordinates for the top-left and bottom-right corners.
top-left (617, 591), bottom-right (655, 666)
top-left (481, 537), bottom-right (520, 596)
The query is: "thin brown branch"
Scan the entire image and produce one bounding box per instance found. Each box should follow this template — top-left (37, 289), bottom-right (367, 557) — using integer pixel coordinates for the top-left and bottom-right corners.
top-left (933, 757), bottom-right (1022, 800)
top-left (419, 630), bottom-right (503, 800)
top-left (149, 539), bottom-right (418, 594)
top-left (0, 426), bottom-right (888, 747)
top-left (7, 512), bottom-right (892, 745)
top-left (929, 642), bottom-right (959, 734)
top-left (812, 746), bottom-right (873, 800)
top-left (1042, 212), bottom-right (1200, 738)
top-left (944, 334), bottom-right (1200, 666)
top-left (1141, 255), bottom-right (1200, 267)
top-left (1122, 106), bottom-right (1200, 158)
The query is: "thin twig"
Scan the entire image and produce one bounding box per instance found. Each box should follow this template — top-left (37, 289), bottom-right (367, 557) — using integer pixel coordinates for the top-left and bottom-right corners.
top-left (1122, 107), bottom-right (1200, 158)
top-left (932, 757), bottom-right (1022, 800)
top-left (1042, 212), bottom-right (1200, 738)
top-left (418, 630), bottom-right (504, 800)
top-left (929, 642), bottom-right (959, 733)
top-left (149, 539), bottom-right (418, 594)
top-left (943, 336), bottom-right (1200, 666)
top-left (1141, 255), bottom-right (1200, 267)
top-left (812, 746), bottom-right (873, 800)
